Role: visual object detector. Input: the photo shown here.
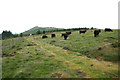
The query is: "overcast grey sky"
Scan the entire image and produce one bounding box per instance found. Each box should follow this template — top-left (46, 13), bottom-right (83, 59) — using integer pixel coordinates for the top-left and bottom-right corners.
top-left (0, 0), bottom-right (119, 34)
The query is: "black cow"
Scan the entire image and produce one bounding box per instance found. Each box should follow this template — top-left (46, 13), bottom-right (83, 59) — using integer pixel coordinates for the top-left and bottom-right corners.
top-left (51, 34), bottom-right (55, 38)
top-left (61, 33), bottom-right (66, 37)
top-left (42, 35), bottom-right (48, 39)
top-left (94, 30), bottom-right (101, 37)
top-left (66, 32), bottom-right (71, 35)
top-left (61, 33), bottom-right (68, 40)
top-left (63, 33), bottom-right (68, 40)
top-left (105, 28), bottom-right (113, 32)
top-left (98, 29), bottom-right (101, 33)
top-left (79, 30), bottom-right (86, 34)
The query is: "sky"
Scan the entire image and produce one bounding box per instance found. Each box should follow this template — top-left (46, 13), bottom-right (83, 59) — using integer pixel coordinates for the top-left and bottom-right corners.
top-left (0, 0), bottom-right (119, 34)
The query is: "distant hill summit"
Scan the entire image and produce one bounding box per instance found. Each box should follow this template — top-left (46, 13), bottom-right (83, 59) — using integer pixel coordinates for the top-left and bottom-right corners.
top-left (23, 26), bottom-right (63, 34)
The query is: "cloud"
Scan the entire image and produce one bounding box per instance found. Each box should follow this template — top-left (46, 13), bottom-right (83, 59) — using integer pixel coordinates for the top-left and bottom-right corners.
top-left (0, 0), bottom-right (119, 33)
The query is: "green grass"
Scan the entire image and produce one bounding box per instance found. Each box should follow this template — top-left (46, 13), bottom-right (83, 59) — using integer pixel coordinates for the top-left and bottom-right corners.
top-left (2, 37), bottom-right (30, 57)
top-left (2, 29), bottom-right (119, 78)
top-left (37, 30), bottom-right (119, 62)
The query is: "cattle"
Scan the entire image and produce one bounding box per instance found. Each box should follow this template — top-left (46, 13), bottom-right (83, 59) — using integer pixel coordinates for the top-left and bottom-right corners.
top-left (61, 33), bottom-right (68, 40)
top-left (51, 34), bottom-right (55, 38)
top-left (29, 34), bottom-right (32, 36)
top-left (61, 33), bottom-right (66, 37)
top-left (66, 32), bottom-right (71, 35)
top-left (42, 35), bottom-right (48, 39)
top-left (61, 32), bottom-right (71, 37)
top-left (105, 28), bottom-right (113, 32)
top-left (79, 30), bottom-right (86, 34)
top-left (63, 33), bottom-right (68, 40)
top-left (98, 29), bottom-right (101, 32)
top-left (94, 30), bottom-right (101, 37)
top-left (96, 29), bottom-right (101, 33)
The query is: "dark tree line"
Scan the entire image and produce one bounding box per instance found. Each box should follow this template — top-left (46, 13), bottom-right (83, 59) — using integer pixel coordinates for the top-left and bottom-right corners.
top-left (2, 31), bottom-right (13, 40)
top-left (36, 27), bottom-right (90, 34)
top-left (1, 30), bottom-right (20, 40)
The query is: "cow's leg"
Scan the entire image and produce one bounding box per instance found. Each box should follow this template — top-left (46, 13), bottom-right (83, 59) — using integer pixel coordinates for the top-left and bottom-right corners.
top-left (65, 36), bottom-right (67, 40)
top-left (65, 37), bottom-right (66, 40)
top-left (64, 36), bottom-right (66, 40)
top-left (94, 34), bottom-right (96, 37)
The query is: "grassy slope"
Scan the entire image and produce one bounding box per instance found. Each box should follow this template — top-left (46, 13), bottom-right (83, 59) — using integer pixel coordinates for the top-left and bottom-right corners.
top-left (2, 30), bottom-right (119, 78)
top-left (39, 30), bottom-right (119, 62)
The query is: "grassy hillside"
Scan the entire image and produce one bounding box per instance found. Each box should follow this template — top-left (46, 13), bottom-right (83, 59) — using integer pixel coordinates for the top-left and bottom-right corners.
top-left (39, 29), bottom-right (119, 63)
top-left (23, 26), bottom-right (63, 34)
top-left (2, 29), bottom-right (119, 78)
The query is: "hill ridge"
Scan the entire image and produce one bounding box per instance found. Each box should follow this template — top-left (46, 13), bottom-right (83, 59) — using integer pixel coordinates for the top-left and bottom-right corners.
top-left (23, 26), bottom-right (63, 34)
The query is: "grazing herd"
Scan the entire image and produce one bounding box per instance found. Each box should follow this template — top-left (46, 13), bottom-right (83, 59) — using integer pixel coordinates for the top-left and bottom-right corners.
top-left (41, 28), bottom-right (113, 40)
